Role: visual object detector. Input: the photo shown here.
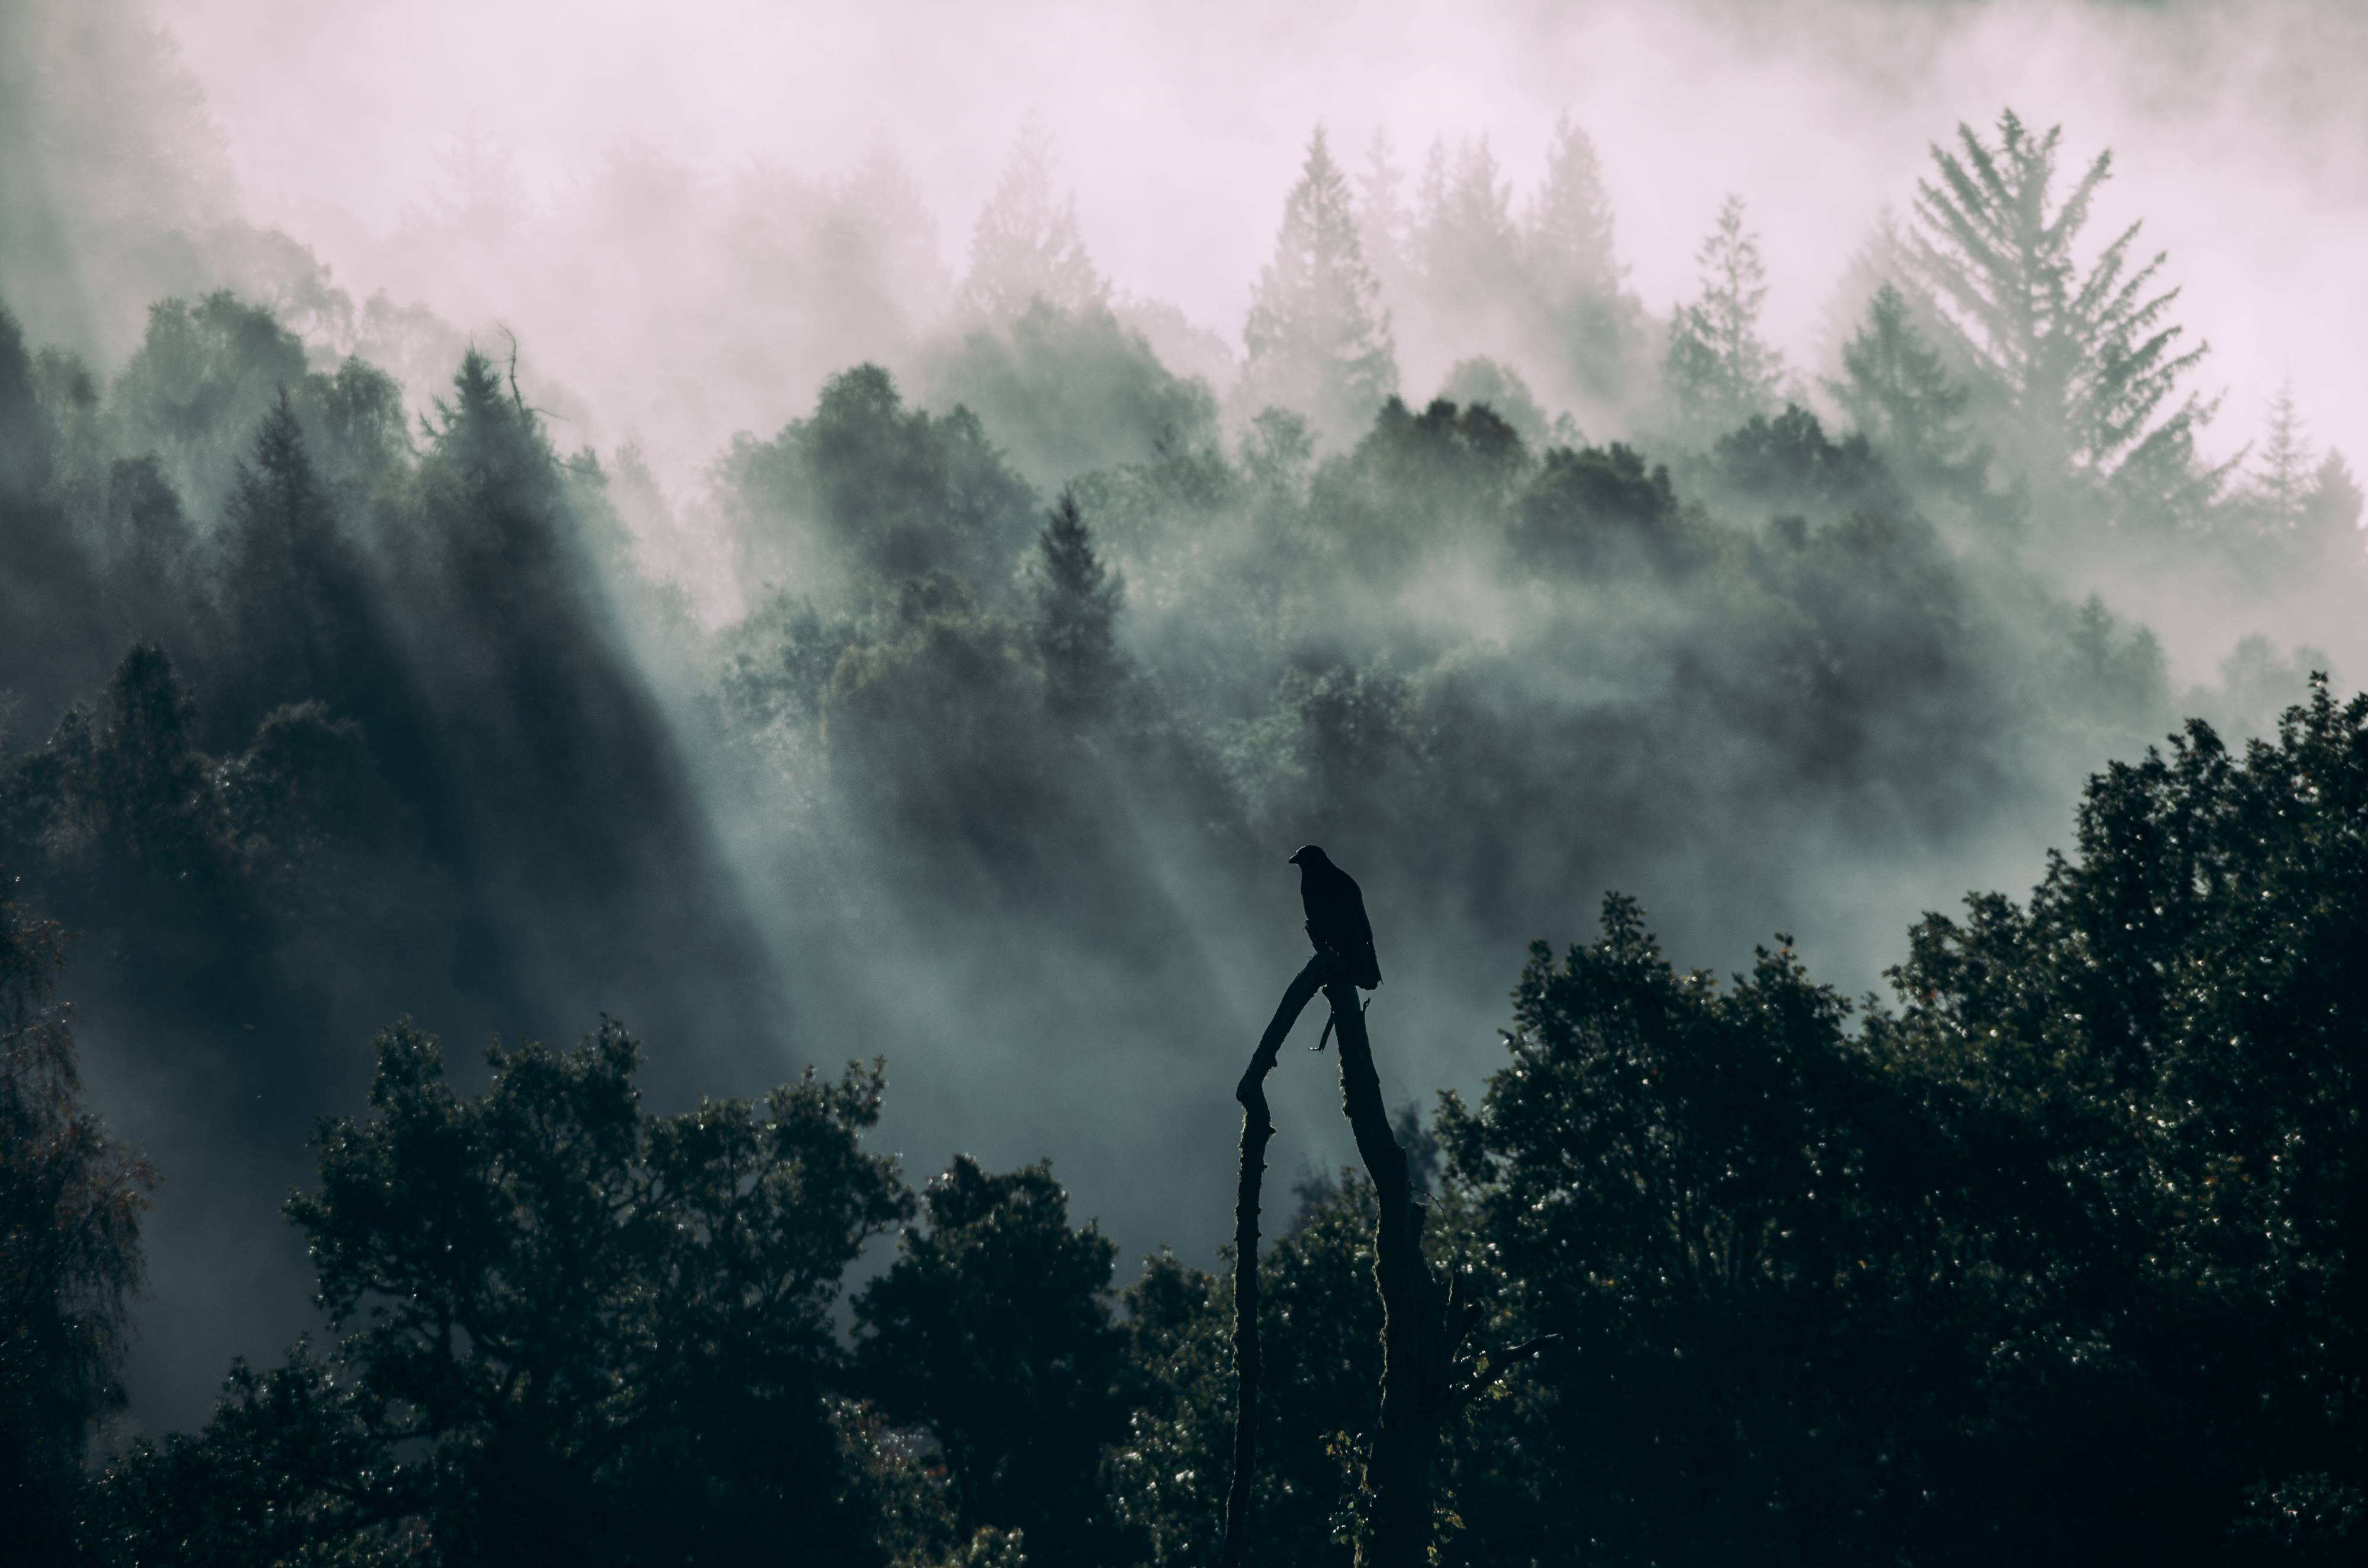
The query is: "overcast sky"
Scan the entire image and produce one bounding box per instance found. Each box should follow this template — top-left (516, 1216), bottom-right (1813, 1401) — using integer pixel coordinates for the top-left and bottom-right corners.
top-left (159, 0), bottom-right (2368, 468)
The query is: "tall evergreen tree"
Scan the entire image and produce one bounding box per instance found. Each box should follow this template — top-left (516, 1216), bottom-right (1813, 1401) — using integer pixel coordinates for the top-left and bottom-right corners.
top-left (1664, 195), bottom-right (1784, 434)
top-left (1415, 136), bottom-right (1523, 320)
top-left (1526, 115), bottom-right (1622, 306)
top-left (1526, 115), bottom-right (1641, 407)
top-left (1354, 129), bottom-right (1413, 302)
top-left (211, 391), bottom-right (375, 740)
top-left (0, 887), bottom-right (150, 1564)
top-left (960, 116), bottom-right (1106, 321)
top-left (1031, 491), bottom-right (1125, 723)
top-left (1911, 109), bottom-right (2209, 482)
top-left (2248, 378), bottom-right (2313, 534)
top-left (1829, 284), bottom-right (1980, 487)
top-left (2303, 450), bottom-right (2365, 562)
top-left (1243, 127), bottom-right (1398, 442)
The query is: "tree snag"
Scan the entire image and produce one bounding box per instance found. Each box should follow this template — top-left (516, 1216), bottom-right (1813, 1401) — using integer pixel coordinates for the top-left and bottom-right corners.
top-left (1221, 952), bottom-right (1330, 1568)
top-left (1325, 974), bottom-right (1554, 1568)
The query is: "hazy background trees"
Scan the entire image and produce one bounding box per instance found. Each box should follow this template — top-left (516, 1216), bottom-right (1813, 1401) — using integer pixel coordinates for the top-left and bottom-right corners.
top-left (3, 4), bottom-right (2366, 1557)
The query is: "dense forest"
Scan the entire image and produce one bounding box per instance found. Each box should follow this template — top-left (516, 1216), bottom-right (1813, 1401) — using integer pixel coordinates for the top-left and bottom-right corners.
top-left (5, 0), bottom-right (2368, 1559)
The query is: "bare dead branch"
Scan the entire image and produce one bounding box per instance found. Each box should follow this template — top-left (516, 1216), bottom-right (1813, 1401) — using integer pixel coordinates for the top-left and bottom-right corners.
top-left (1221, 951), bottom-right (1331, 1568)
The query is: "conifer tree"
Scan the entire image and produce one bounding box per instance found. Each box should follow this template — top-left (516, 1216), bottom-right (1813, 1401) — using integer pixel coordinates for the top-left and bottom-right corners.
top-left (1911, 109), bottom-right (2209, 480)
top-left (1, 887), bottom-right (150, 1561)
top-left (1526, 114), bottom-right (1640, 405)
top-left (1664, 195), bottom-right (1783, 433)
top-left (960, 116), bottom-right (1106, 321)
top-left (1526, 115), bottom-right (1621, 306)
top-left (1830, 283), bottom-right (1978, 483)
top-left (1354, 129), bottom-right (1413, 301)
top-left (2303, 450), bottom-right (2364, 560)
top-left (1243, 127), bottom-right (1398, 442)
top-left (1415, 136), bottom-right (1521, 316)
top-left (2249, 378), bottom-right (2314, 533)
top-left (1032, 491), bottom-right (1124, 722)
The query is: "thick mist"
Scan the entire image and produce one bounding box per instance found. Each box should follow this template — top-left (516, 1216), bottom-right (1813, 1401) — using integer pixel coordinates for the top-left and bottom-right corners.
top-left (2, 0), bottom-right (2364, 1444)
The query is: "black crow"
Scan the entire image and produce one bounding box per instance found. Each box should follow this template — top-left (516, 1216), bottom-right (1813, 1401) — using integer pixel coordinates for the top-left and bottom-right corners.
top-left (1289, 845), bottom-right (1382, 989)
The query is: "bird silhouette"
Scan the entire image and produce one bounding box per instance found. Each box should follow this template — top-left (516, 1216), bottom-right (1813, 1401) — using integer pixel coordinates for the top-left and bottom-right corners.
top-left (1289, 845), bottom-right (1382, 989)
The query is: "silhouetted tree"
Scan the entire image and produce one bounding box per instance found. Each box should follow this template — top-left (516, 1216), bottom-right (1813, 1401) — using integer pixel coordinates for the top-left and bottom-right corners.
top-left (1526, 115), bottom-right (1641, 404)
top-left (0, 881), bottom-right (149, 1565)
top-left (855, 1155), bottom-right (1132, 1568)
top-left (99, 1020), bottom-right (914, 1567)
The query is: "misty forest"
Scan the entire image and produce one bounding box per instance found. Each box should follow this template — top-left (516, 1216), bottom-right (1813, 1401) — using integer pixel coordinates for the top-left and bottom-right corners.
top-left (6, 2), bottom-right (2368, 1566)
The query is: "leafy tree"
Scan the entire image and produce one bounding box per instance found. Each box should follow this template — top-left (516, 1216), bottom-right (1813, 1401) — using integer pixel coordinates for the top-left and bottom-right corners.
top-left (1910, 109), bottom-right (2211, 487)
top-left (0, 881), bottom-right (150, 1566)
top-left (1309, 395), bottom-right (1529, 578)
top-left (1664, 197), bottom-right (1784, 435)
top-left (86, 1342), bottom-right (415, 1568)
top-left (1032, 491), bottom-right (1127, 723)
top-left (1440, 898), bottom-right (1951, 1567)
top-left (1243, 128), bottom-right (1398, 442)
top-left (105, 1020), bottom-right (916, 1567)
top-left (1510, 442), bottom-right (1693, 577)
top-left (854, 1155), bottom-right (1131, 1568)
top-left (722, 362), bottom-right (1038, 598)
top-left (960, 117), bottom-right (1106, 321)
top-left (1435, 358), bottom-right (1551, 451)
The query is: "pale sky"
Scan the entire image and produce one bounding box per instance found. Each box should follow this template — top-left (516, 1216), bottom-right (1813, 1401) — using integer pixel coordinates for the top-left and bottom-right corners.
top-left (159, 0), bottom-right (2368, 470)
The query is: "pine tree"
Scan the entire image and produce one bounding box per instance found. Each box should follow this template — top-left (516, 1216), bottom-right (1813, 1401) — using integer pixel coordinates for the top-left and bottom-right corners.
top-left (960, 116), bottom-right (1106, 320)
top-left (1912, 109), bottom-right (2209, 479)
top-left (1526, 114), bottom-right (1640, 406)
top-left (1527, 115), bottom-right (1622, 305)
top-left (1242, 127), bottom-right (1398, 441)
top-left (2250, 378), bottom-right (2314, 533)
top-left (1664, 195), bottom-right (1783, 433)
top-left (1032, 490), bottom-right (1124, 722)
top-left (1830, 283), bottom-right (1977, 481)
top-left (1415, 136), bottom-right (1521, 316)
top-left (1355, 128), bottom-right (1412, 300)
top-left (2303, 450), bottom-right (2364, 560)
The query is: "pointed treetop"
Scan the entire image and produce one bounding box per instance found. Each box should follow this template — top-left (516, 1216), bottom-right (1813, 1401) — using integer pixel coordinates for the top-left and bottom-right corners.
top-left (1664, 194), bottom-right (1784, 433)
top-left (1911, 107), bottom-right (2208, 476)
top-left (1527, 114), bottom-right (1623, 302)
top-left (1243, 125), bottom-right (1398, 441)
top-left (961, 115), bottom-right (1107, 320)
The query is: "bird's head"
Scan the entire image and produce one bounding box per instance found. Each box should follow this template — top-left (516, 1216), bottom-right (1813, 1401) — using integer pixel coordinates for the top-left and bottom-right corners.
top-left (1288, 845), bottom-right (1330, 868)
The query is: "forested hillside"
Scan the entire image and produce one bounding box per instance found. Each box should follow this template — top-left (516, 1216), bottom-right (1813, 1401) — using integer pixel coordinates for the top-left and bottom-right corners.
top-left (2, 5), bottom-right (2365, 1558)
